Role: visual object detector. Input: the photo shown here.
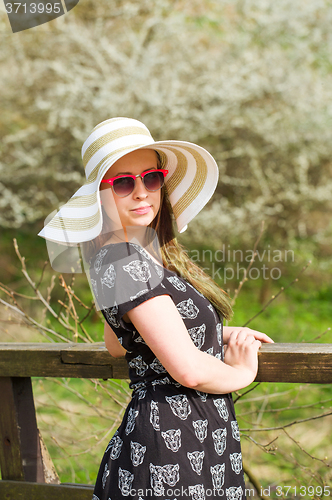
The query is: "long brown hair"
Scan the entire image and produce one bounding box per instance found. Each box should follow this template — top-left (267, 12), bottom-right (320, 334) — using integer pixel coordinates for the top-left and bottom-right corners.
top-left (150, 189), bottom-right (233, 320)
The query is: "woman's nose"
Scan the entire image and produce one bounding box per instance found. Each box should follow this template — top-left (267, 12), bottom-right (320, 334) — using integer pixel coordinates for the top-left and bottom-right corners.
top-left (133, 177), bottom-right (148, 198)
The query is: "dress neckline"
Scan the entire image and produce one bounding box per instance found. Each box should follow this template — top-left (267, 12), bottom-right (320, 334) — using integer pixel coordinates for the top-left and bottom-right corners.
top-left (101, 240), bottom-right (165, 269)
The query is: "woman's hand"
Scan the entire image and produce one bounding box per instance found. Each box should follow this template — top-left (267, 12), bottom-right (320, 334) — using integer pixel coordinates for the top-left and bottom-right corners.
top-left (223, 329), bottom-right (262, 385)
top-left (222, 327), bottom-right (273, 386)
top-left (223, 326), bottom-right (274, 345)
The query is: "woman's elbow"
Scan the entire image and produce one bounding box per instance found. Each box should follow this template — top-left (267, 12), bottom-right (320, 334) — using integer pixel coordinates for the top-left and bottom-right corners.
top-left (173, 366), bottom-right (202, 390)
top-left (104, 341), bottom-right (126, 358)
top-left (182, 376), bottom-right (201, 390)
top-left (108, 349), bottom-right (126, 358)
top-left (167, 352), bottom-right (205, 389)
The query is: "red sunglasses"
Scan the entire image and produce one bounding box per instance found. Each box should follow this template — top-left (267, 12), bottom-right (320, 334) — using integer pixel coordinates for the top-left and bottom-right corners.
top-left (101, 169), bottom-right (168, 197)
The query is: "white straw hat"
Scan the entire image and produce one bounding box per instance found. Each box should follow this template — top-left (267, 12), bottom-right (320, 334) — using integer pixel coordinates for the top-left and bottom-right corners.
top-left (38, 117), bottom-right (219, 244)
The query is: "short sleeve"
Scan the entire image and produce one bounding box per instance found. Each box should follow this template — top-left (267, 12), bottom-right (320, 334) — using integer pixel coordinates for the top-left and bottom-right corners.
top-left (89, 242), bottom-right (171, 322)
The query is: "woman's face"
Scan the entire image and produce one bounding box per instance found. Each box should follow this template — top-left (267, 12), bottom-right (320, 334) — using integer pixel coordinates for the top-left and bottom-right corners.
top-left (100, 149), bottom-right (161, 229)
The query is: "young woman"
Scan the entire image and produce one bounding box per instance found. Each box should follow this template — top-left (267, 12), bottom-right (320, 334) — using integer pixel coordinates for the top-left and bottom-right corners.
top-left (39, 117), bottom-right (273, 500)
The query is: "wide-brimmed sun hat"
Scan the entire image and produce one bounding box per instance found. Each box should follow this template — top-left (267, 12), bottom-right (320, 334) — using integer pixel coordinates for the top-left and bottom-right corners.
top-left (39, 117), bottom-right (219, 244)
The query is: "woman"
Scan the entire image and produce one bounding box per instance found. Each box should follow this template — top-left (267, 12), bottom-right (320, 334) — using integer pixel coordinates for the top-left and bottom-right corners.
top-left (39, 117), bottom-right (273, 500)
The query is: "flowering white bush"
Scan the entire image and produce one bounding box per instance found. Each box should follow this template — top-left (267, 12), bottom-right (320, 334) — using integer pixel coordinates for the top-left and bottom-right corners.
top-left (0, 0), bottom-right (331, 252)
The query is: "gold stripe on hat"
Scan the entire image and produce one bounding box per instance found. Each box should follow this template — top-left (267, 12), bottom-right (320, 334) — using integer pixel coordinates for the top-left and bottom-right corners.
top-left (47, 210), bottom-right (100, 231)
top-left (93, 117), bottom-right (124, 132)
top-left (159, 147), bottom-right (188, 197)
top-left (83, 127), bottom-right (151, 168)
top-left (171, 147), bottom-right (208, 219)
top-left (66, 192), bottom-right (97, 208)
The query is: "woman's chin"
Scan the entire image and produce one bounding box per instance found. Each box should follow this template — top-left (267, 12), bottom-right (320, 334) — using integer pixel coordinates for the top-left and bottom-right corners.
top-left (122, 214), bottom-right (156, 228)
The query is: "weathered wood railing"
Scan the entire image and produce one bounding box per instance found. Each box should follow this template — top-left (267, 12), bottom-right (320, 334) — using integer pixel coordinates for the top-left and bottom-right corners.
top-left (1, 342), bottom-right (332, 499)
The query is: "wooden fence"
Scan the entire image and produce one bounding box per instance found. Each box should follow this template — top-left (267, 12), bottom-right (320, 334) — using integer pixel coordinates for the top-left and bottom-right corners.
top-left (0, 342), bottom-right (332, 499)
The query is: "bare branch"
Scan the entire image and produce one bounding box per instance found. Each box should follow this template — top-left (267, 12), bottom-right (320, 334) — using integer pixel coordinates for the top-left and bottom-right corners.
top-left (306, 327), bottom-right (331, 343)
top-left (243, 462), bottom-right (270, 500)
top-left (0, 298), bottom-right (72, 343)
top-left (13, 238), bottom-right (59, 319)
top-left (233, 383), bottom-right (261, 403)
top-left (243, 434), bottom-right (278, 454)
top-left (242, 261), bottom-right (311, 327)
top-left (238, 397), bottom-right (332, 416)
top-left (35, 260), bottom-right (49, 291)
top-left (231, 221), bottom-right (265, 306)
top-left (240, 410), bottom-right (332, 432)
top-left (282, 428), bottom-right (331, 468)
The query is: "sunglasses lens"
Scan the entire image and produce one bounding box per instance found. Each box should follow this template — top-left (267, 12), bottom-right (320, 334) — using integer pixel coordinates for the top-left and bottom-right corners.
top-left (143, 171), bottom-right (164, 191)
top-left (112, 177), bottom-right (135, 197)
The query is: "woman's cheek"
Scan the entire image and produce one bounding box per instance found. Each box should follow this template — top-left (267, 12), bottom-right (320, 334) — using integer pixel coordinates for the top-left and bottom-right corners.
top-left (100, 189), bottom-right (123, 229)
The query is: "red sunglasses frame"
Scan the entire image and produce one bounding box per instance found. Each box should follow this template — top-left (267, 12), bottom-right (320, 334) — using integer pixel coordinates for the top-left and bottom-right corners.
top-left (101, 169), bottom-right (169, 196)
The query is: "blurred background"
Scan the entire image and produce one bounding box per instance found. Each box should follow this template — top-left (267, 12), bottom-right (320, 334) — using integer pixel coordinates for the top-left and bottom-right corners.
top-left (0, 0), bottom-right (331, 495)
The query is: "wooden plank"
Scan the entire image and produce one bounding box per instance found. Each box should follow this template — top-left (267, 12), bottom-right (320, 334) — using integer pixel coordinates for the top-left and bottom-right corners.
top-left (0, 377), bottom-right (46, 482)
top-left (0, 342), bottom-right (331, 382)
top-left (256, 343), bottom-right (332, 383)
top-left (0, 343), bottom-right (67, 378)
top-left (0, 343), bottom-right (122, 379)
top-left (60, 343), bottom-right (129, 379)
top-left (0, 480), bottom-right (94, 500)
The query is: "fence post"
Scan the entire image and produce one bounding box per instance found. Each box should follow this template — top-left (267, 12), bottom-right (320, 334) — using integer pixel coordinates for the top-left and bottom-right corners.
top-left (0, 377), bottom-right (46, 482)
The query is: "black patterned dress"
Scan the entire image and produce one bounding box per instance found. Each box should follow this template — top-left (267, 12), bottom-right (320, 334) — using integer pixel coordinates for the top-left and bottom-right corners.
top-left (89, 242), bottom-right (246, 500)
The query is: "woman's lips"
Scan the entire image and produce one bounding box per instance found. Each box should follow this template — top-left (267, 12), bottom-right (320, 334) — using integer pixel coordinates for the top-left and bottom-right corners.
top-left (131, 206), bottom-right (151, 215)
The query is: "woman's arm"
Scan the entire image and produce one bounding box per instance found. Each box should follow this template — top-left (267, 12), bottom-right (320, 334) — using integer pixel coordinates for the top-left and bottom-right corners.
top-left (127, 295), bottom-right (272, 394)
top-left (104, 322), bottom-right (127, 358)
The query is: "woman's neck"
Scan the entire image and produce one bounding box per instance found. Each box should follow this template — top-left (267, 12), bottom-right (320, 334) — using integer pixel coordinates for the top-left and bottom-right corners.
top-left (102, 227), bottom-right (163, 266)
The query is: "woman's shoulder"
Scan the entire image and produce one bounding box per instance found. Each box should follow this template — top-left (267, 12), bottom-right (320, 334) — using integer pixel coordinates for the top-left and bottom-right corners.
top-left (90, 241), bottom-right (170, 315)
top-left (90, 241), bottom-right (165, 281)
